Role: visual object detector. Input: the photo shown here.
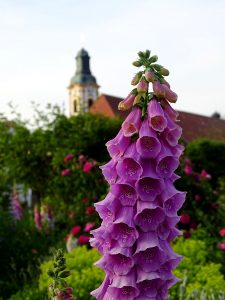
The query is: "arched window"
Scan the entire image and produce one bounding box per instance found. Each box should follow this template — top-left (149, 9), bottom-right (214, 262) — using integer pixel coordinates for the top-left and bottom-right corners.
top-left (73, 100), bottom-right (77, 113)
top-left (88, 98), bottom-right (93, 108)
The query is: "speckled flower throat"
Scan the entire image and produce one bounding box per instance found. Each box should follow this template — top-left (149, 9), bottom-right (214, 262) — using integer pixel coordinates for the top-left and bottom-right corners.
top-left (90, 50), bottom-right (186, 300)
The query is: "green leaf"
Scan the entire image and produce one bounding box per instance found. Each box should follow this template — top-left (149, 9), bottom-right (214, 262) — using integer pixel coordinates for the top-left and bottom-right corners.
top-left (59, 271), bottom-right (71, 278)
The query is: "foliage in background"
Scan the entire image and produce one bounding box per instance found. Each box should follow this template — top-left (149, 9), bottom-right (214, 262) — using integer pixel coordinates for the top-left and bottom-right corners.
top-left (1, 105), bottom-right (225, 299)
top-left (0, 210), bottom-right (64, 299)
top-left (175, 139), bottom-right (225, 263)
top-left (186, 139), bottom-right (225, 186)
top-left (0, 108), bottom-right (121, 298)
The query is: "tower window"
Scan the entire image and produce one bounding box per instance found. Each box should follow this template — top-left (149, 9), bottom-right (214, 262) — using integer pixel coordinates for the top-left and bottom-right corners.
top-left (73, 100), bottom-right (77, 113)
top-left (88, 98), bottom-right (93, 108)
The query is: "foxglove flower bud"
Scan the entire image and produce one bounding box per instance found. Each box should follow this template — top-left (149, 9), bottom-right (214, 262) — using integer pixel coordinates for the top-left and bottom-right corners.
top-left (132, 61), bottom-right (142, 67)
top-left (131, 72), bottom-right (142, 85)
top-left (145, 69), bottom-right (155, 82)
top-left (153, 80), bottom-right (166, 98)
top-left (161, 78), bottom-right (170, 88)
top-left (137, 79), bottom-right (148, 93)
top-left (162, 84), bottom-right (178, 103)
top-left (159, 67), bottom-right (170, 76)
top-left (91, 52), bottom-right (185, 300)
top-left (150, 55), bottom-right (158, 63)
top-left (118, 93), bottom-right (136, 111)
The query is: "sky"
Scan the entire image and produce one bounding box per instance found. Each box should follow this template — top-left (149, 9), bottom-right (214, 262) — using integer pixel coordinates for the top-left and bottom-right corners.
top-left (0, 0), bottom-right (225, 120)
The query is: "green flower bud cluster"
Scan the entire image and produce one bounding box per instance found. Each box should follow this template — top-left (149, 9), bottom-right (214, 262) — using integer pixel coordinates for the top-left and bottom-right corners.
top-left (48, 249), bottom-right (75, 300)
top-left (132, 50), bottom-right (169, 82)
top-left (126, 49), bottom-right (176, 118)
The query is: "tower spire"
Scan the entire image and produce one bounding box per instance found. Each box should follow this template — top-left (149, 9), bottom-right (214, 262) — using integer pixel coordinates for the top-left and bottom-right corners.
top-left (68, 49), bottom-right (99, 116)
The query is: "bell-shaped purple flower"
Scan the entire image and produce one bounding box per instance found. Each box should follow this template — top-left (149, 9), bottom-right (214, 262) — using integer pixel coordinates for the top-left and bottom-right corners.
top-left (114, 205), bottom-right (135, 228)
top-left (108, 254), bottom-right (134, 275)
top-left (136, 118), bottom-right (161, 159)
top-left (110, 183), bottom-right (138, 206)
top-left (164, 192), bottom-right (186, 217)
top-left (95, 193), bottom-right (115, 222)
top-left (100, 159), bottom-right (118, 184)
top-left (91, 275), bottom-right (111, 299)
top-left (156, 155), bottom-right (179, 178)
top-left (136, 177), bottom-right (163, 202)
top-left (148, 99), bottom-right (167, 132)
top-left (106, 129), bottom-right (130, 159)
top-left (122, 107), bottom-right (142, 137)
top-left (111, 223), bottom-right (138, 247)
top-left (134, 246), bottom-right (166, 272)
top-left (160, 99), bottom-right (179, 121)
top-left (107, 269), bottom-right (139, 299)
top-left (134, 207), bottom-right (165, 232)
top-left (116, 157), bottom-right (142, 183)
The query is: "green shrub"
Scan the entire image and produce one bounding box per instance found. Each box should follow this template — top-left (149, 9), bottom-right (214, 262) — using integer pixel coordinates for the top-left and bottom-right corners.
top-left (8, 285), bottom-right (46, 300)
top-left (171, 237), bottom-right (225, 297)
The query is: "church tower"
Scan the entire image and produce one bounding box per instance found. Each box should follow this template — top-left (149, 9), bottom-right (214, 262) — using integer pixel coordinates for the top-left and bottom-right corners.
top-left (68, 48), bottom-right (99, 116)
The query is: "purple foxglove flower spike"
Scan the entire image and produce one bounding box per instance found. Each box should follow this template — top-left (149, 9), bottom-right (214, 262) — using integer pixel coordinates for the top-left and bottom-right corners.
top-left (11, 192), bottom-right (23, 220)
top-left (91, 50), bottom-right (185, 299)
top-left (34, 205), bottom-right (42, 231)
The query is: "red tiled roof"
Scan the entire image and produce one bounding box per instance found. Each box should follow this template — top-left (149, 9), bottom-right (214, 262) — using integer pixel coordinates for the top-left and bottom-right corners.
top-left (90, 94), bottom-right (225, 143)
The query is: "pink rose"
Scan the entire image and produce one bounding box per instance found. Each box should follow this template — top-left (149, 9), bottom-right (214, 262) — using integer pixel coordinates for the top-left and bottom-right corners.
top-left (184, 165), bottom-right (192, 175)
top-left (71, 225), bottom-right (81, 236)
top-left (84, 222), bottom-right (95, 232)
top-left (86, 206), bottom-right (95, 215)
top-left (78, 235), bottom-right (90, 245)
top-left (218, 243), bottom-right (225, 251)
top-left (83, 161), bottom-right (93, 173)
top-left (219, 229), bottom-right (225, 236)
top-left (180, 213), bottom-right (191, 224)
top-left (64, 154), bottom-right (74, 162)
top-left (61, 169), bottom-right (71, 176)
top-left (69, 212), bottom-right (75, 219)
